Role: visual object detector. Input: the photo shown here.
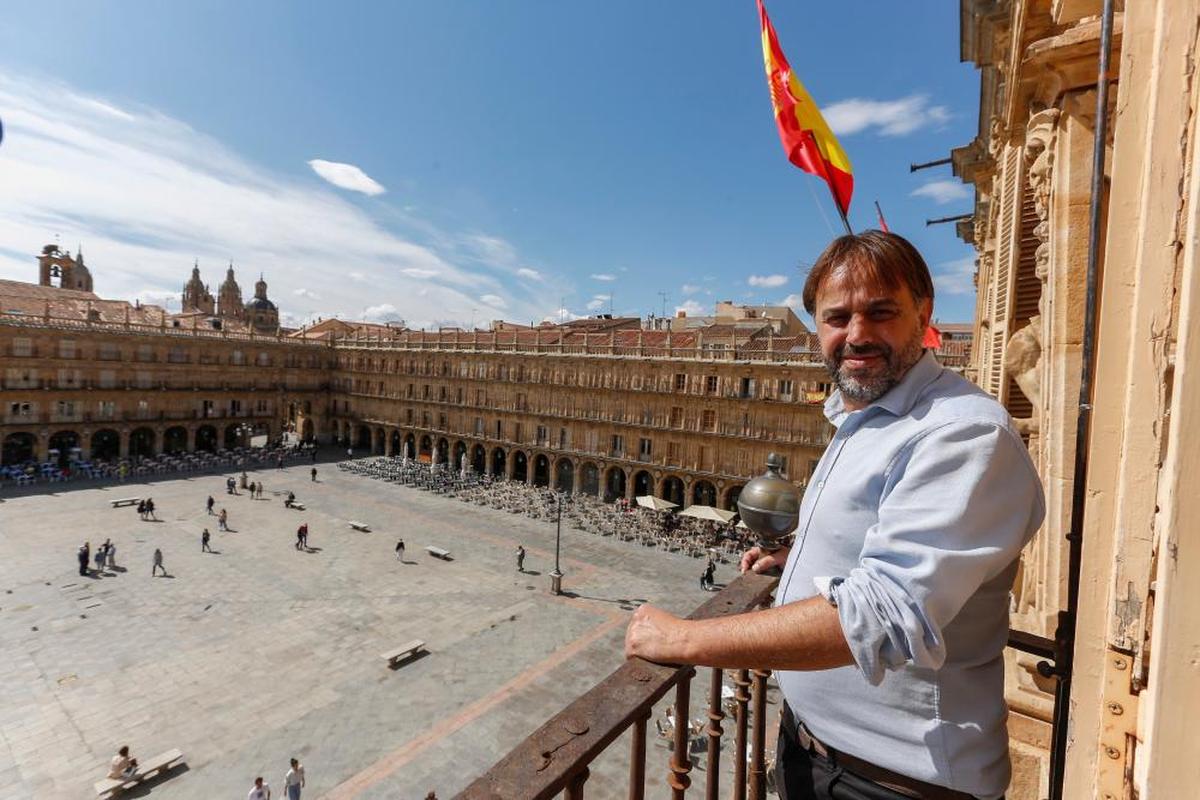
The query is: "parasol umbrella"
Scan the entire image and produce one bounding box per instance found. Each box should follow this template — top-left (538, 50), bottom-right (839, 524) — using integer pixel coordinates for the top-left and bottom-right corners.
top-left (635, 495), bottom-right (678, 512)
top-left (679, 505), bottom-right (738, 523)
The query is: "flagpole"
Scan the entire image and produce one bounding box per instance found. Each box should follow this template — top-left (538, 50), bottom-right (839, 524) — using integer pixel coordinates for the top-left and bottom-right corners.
top-left (834, 192), bottom-right (853, 235)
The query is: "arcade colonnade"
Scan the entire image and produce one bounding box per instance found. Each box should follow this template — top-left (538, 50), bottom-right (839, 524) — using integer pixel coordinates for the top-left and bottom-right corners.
top-left (1, 420), bottom-right (275, 465)
top-left (329, 419), bottom-right (743, 510)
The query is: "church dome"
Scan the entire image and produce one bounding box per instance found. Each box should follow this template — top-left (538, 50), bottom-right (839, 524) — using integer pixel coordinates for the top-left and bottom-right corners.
top-left (247, 296), bottom-right (277, 311)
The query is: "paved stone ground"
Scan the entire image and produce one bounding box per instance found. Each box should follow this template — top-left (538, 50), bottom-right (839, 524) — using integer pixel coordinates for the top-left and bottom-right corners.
top-left (0, 460), bottom-right (779, 799)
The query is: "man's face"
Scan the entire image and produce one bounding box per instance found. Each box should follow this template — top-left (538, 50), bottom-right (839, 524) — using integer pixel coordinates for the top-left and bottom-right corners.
top-left (814, 263), bottom-right (931, 410)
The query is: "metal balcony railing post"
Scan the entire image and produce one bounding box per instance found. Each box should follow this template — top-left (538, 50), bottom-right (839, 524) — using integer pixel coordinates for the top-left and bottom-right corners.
top-left (629, 713), bottom-right (648, 800)
top-left (732, 669), bottom-right (750, 800)
top-left (668, 668), bottom-right (696, 799)
top-left (748, 669), bottom-right (771, 800)
top-left (704, 668), bottom-right (724, 800)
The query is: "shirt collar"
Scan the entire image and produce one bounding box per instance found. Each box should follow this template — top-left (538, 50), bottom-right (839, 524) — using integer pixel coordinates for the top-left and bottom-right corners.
top-left (824, 349), bottom-right (942, 426)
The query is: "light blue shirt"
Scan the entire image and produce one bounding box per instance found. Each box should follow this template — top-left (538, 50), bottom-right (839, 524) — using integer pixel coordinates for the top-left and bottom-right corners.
top-left (775, 350), bottom-right (1044, 799)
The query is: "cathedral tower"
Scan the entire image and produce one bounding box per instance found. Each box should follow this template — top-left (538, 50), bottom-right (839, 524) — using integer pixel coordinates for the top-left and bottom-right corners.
top-left (217, 263), bottom-right (245, 321)
top-left (181, 260), bottom-right (215, 315)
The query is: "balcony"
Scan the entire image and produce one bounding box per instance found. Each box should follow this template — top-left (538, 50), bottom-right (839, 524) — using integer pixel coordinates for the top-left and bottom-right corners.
top-left (457, 572), bottom-right (778, 799)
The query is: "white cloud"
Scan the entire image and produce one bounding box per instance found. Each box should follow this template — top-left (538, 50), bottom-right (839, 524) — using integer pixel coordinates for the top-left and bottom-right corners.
top-left (307, 159), bottom-right (386, 196)
top-left (463, 233), bottom-right (518, 267)
top-left (479, 293), bottom-right (508, 309)
top-left (911, 179), bottom-right (971, 205)
top-left (293, 287), bottom-right (319, 299)
top-left (586, 293), bottom-right (611, 311)
top-left (681, 283), bottom-right (700, 295)
top-left (824, 94), bottom-right (951, 137)
top-left (542, 307), bottom-right (585, 324)
top-left (591, 273), bottom-right (616, 281)
top-left (933, 256), bottom-right (976, 296)
top-left (363, 303), bottom-right (405, 323)
top-left (748, 274), bottom-right (789, 289)
top-left (675, 299), bottom-right (706, 316)
top-left (0, 72), bottom-right (555, 330)
top-left (400, 267), bottom-right (439, 279)
top-left (517, 267), bottom-right (541, 279)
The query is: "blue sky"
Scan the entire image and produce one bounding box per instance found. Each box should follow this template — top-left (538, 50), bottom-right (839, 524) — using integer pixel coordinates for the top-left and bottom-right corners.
top-left (0, 1), bottom-right (979, 329)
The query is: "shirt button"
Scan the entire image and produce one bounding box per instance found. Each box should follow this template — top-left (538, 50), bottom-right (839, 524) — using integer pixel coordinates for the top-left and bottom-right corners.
top-left (817, 480), bottom-right (825, 488)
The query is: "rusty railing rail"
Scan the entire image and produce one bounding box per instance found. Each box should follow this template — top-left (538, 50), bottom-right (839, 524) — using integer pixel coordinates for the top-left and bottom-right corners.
top-left (455, 573), bottom-right (778, 800)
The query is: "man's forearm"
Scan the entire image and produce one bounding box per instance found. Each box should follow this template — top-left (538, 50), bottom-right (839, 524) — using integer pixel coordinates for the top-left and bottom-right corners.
top-left (679, 596), bottom-right (855, 671)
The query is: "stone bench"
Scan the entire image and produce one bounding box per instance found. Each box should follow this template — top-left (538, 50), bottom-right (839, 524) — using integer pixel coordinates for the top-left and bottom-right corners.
top-left (110, 497), bottom-right (141, 508)
top-left (348, 520), bottom-right (371, 532)
top-left (425, 545), bottom-right (452, 560)
top-left (94, 748), bottom-right (184, 798)
top-left (380, 638), bottom-right (426, 667)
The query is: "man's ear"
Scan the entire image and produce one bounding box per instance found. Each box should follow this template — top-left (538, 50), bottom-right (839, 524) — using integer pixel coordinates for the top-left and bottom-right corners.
top-left (917, 298), bottom-right (933, 329)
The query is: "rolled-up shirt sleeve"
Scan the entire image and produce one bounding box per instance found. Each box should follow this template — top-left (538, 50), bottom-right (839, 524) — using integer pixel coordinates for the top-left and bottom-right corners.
top-left (829, 420), bottom-right (1045, 684)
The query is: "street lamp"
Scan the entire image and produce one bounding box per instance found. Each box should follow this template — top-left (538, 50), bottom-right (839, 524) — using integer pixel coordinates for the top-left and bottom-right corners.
top-left (550, 490), bottom-right (565, 595)
top-left (235, 422), bottom-right (254, 449)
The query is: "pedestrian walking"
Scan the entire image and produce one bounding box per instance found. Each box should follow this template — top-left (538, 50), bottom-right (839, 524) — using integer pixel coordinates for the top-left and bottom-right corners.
top-left (226, 476), bottom-right (235, 495)
top-left (201, 528), bottom-right (213, 553)
top-left (218, 508), bottom-right (228, 531)
top-left (78, 542), bottom-right (90, 576)
top-left (152, 548), bottom-right (166, 577)
top-left (94, 545), bottom-right (106, 572)
top-left (295, 525), bottom-right (304, 551)
top-left (145, 498), bottom-right (156, 521)
top-left (206, 495), bottom-right (215, 515)
top-left (256, 482), bottom-right (264, 499)
top-left (299, 523), bottom-right (308, 549)
top-left (283, 758), bottom-right (305, 800)
top-left (516, 545), bottom-right (526, 573)
top-left (248, 481), bottom-right (257, 499)
top-left (395, 539), bottom-right (405, 561)
top-left (137, 500), bottom-right (147, 520)
top-left (311, 467), bottom-right (317, 482)
top-left (106, 540), bottom-right (117, 568)
top-left (248, 776), bottom-right (271, 800)
top-left (700, 559), bottom-right (715, 591)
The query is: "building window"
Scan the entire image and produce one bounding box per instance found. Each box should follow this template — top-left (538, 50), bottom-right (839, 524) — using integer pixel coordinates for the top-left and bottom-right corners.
top-left (98, 342), bottom-right (121, 361)
top-left (779, 379), bottom-right (794, 399)
top-left (439, 386), bottom-right (447, 401)
top-left (256, 399), bottom-right (269, 414)
top-left (739, 377), bottom-right (756, 398)
top-left (9, 401), bottom-right (32, 418)
top-left (667, 441), bottom-right (681, 466)
top-left (58, 369), bottom-right (80, 388)
top-left (12, 338), bottom-right (32, 357)
top-left (97, 401), bottom-right (116, 420)
top-left (638, 437), bottom-right (652, 459)
top-left (137, 344), bottom-right (155, 362)
top-left (516, 393), bottom-right (527, 411)
top-left (256, 352), bottom-right (270, 367)
top-left (474, 417), bottom-right (484, 435)
top-left (422, 411), bottom-right (431, 427)
top-left (406, 383), bottom-right (414, 398)
top-left (495, 419), bottom-right (503, 439)
top-left (701, 409), bottom-right (717, 431)
top-left (99, 370), bottom-right (116, 389)
top-left (59, 340), bottom-right (77, 359)
top-left (610, 434), bottom-right (624, 456)
top-left (669, 406), bottom-right (684, 428)
top-left (476, 389), bottom-right (486, 405)
top-left (674, 373), bottom-right (687, 391)
top-left (202, 400), bottom-right (214, 417)
top-left (230, 350), bottom-right (245, 365)
top-left (559, 427), bottom-right (568, 448)
top-left (423, 385), bottom-right (431, 399)
top-left (136, 371), bottom-right (153, 389)
top-left (230, 399), bottom-right (243, 416)
top-left (137, 399), bottom-right (151, 418)
top-left (438, 413), bottom-right (447, 429)
top-left (705, 375), bottom-right (718, 393)
top-left (537, 425), bottom-right (548, 445)
top-left (168, 347), bottom-right (188, 364)
top-left (406, 409), bottom-right (414, 424)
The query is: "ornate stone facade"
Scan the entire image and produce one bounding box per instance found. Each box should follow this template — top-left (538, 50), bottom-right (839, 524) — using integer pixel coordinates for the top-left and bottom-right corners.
top-left (958, 1), bottom-right (1200, 796)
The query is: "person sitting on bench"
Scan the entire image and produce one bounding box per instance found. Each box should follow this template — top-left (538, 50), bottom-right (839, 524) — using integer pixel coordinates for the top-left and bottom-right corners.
top-left (284, 491), bottom-right (296, 508)
top-left (107, 745), bottom-right (138, 780)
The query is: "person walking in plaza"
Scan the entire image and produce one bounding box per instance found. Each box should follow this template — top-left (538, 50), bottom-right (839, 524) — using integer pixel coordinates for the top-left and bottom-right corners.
top-left (395, 538), bottom-right (405, 562)
top-left (77, 542), bottom-right (90, 576)
top-left (624, 232), bottom-right (1045, 800)
top-left (248, 481), bottom-right (256, 500)
top-left (283, 758), bottom-right (305, 800)
top-left (700, 558), bottom-right (716, 592)
top-left (144, 497), bottom-right (156, 521)
top-left (299, 523), bottom-right (308, 549)
top-left (295, 525), bottom-right (305, 551)
top-left (94, 544), bottom-right (107, 573)
top-left (248, 776), bottom-right (271, 800)
top-left (206, 495), bottom-right (215, 515)
top-left (201, 528), bottom-right (213, 553)
top-left (151, 548), bottom-right (166, 577)
top-left (311, 467), bottom-right (317, 482)
top-left (516, 544), bottom-right (526, 573)
top-left (218, 508), bottom-right (228, 531)
top-left (136, 500), bottom-right (147, 520)
top-left (257, 481), bottom-right (264, 499)
top-left (102, 538), bottom-right (116, 568)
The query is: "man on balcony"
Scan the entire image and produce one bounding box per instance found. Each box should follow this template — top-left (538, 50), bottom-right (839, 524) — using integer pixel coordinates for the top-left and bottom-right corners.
top-left (626, 231), bottom-right (1044, 800)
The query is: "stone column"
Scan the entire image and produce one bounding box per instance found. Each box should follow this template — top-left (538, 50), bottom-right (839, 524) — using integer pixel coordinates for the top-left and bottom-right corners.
top-left (119, 428), bottom-right (130, 459)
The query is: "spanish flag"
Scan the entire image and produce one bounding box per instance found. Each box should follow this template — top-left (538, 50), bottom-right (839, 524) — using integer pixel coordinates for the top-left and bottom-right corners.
top-left (757, 0), bottom-right (854, 217)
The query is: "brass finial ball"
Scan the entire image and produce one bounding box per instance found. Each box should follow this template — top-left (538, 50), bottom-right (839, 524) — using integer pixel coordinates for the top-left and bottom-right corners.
top-left (736, 452), bottom-right (801, 551)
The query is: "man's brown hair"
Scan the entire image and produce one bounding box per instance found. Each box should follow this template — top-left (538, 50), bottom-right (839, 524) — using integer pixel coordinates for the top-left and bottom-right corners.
top-left (801, 230), bottom-right (935, 315)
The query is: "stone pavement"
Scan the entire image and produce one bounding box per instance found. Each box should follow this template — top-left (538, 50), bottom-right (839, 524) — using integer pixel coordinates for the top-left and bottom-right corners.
top-left (0, 462), bottom-right (778, 799)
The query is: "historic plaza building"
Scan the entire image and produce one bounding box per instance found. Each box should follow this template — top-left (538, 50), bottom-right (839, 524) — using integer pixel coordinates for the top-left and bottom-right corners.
top-left (0, 247), bottom-right (844, 509)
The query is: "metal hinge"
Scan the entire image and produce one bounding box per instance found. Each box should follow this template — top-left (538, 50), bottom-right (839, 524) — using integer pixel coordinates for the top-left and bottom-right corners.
top-left (1096, 648), bottom-right (1140, 800)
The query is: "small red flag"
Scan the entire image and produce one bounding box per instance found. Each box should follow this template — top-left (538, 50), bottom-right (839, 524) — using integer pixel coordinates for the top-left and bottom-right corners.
top-left (923, 324), bottom-right (943, 349)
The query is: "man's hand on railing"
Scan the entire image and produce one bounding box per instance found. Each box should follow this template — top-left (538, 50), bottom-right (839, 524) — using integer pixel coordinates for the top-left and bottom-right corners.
top-left (740, 544), bottom-right (791, 575)
top-left (624, 604), bottom-right (691, 665)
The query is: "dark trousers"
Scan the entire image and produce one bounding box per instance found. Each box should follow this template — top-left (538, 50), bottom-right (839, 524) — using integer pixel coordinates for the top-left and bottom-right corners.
top-left (775, 712), bottom-right (939, 800)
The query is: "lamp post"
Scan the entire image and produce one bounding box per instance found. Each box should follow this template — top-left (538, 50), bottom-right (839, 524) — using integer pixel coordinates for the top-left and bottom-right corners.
top-left (235, 422), bottom-right (254, 449)
top-left (550, 491), bottom-right (565, 595)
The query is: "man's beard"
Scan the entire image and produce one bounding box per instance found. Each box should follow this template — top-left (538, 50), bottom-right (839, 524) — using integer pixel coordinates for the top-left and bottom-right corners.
top-left (823, 327), bottom-right (926, 405)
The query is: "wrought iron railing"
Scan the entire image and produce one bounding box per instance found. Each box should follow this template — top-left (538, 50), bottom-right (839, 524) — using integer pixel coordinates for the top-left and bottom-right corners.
top-left (456, 573), bottom-right (778, 800)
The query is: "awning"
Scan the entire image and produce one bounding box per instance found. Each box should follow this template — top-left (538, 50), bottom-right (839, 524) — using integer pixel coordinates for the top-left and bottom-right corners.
top-left (635, 495), bottom-right (678, 511)
top-left (678, 505), bottom-right (738, 523)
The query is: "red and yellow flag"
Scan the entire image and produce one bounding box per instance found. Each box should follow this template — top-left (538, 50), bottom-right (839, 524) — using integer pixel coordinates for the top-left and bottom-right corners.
top-left (757, 0), bottom-right (854, 217)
